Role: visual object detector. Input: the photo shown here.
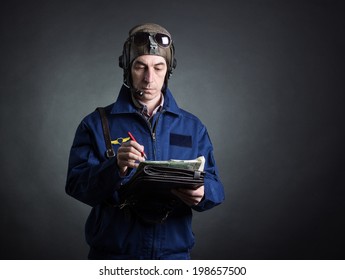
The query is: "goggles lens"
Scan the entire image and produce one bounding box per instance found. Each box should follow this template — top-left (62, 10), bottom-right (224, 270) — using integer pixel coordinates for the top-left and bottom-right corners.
top-left (132, 32), bottom-right (171, 48)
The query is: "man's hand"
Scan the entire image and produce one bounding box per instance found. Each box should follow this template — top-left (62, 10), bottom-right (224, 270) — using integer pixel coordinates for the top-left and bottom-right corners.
top-left (117, 141), bottom-right (145, 176)
top-left (171, 185), bottom-right (205, 206)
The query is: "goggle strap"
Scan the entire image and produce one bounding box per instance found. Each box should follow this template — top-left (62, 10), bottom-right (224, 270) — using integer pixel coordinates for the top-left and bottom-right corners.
top-left (148, 35), bottom-right (159, 54)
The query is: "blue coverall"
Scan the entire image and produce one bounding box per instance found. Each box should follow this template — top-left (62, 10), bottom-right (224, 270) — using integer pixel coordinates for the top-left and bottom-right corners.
top-left (66, 85), bottom-right (225, 259)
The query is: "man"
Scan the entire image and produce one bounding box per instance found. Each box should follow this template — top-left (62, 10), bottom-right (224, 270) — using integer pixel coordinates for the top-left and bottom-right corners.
top-left (66, 23), bottom-right (225, 259)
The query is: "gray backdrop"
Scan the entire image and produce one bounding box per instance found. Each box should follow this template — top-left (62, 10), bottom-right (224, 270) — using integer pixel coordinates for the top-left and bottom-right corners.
top-left (1, 0), bottom-right (344, 259)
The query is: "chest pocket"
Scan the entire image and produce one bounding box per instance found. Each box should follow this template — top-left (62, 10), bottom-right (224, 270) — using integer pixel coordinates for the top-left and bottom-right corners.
top-left (170, 133), bottom-right (192, 148)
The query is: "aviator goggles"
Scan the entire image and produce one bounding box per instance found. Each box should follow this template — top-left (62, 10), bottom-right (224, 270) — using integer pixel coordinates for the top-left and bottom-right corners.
top-left (131, 32), bottom-right (172, 48)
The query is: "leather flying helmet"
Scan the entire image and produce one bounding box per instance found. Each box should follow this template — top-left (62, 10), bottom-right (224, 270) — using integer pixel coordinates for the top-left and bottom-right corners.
top-left (119, 23), bottom-right (177, 91)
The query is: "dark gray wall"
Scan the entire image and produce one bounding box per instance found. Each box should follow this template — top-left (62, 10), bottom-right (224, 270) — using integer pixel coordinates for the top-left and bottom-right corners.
top-left (1, 0), bottom-right (344, 259)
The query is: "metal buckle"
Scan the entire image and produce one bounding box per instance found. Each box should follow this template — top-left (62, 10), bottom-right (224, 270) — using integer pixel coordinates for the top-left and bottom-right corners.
top-left (105, 148), bottom-right (115, 158)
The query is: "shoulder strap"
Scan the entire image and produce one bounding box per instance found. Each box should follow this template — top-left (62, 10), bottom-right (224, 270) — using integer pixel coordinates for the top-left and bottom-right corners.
top-left (97, 107), bottom-right (115, 158)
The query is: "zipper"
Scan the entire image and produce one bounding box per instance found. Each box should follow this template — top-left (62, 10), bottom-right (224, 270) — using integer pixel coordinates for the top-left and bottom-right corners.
top-left (136, 109), bottom-right (165, 160)
top-left (151, 109), bottom-right (165, 140)
top-left (135, 109), bottom-right (166, 258)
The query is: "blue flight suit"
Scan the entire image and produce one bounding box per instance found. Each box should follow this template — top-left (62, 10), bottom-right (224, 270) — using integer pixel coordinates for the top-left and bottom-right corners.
top-left (66, 85), bottom-right (225, 259)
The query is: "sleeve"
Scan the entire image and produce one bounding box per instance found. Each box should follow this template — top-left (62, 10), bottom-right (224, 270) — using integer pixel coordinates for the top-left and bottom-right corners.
top-left (192, 126), bottom-right (225, 212)
top-left (65, 120), bottom-right (127, 207)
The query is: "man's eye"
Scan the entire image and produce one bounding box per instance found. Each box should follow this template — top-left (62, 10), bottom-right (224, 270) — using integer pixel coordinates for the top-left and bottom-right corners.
top-left (135, 65), bottom-right (145, 70)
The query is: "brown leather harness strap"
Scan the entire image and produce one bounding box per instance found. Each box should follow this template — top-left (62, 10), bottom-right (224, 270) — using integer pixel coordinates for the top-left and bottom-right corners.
top-left (97, 107), bottom-right (115, 158)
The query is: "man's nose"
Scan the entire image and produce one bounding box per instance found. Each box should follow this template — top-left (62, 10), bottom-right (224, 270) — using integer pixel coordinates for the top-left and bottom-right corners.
top-left (144, 68), bottom-right (154, 83)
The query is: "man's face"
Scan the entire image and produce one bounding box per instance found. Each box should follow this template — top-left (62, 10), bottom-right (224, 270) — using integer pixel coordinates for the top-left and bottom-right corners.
top-left (131, 55), bottom-right (167, 100)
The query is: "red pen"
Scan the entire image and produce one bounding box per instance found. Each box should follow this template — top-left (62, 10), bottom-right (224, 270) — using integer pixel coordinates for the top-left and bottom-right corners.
top-left (127, 131), bottom-right (147, 159)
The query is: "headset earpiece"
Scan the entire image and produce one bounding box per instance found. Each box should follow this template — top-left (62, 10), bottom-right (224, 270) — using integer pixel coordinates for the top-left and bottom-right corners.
top-left (167, 43), bottom-right (177, 78)
top-left (118, 54), bottom-right (124, 69)
top-left (119, 40), bottom-right (131, 71)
